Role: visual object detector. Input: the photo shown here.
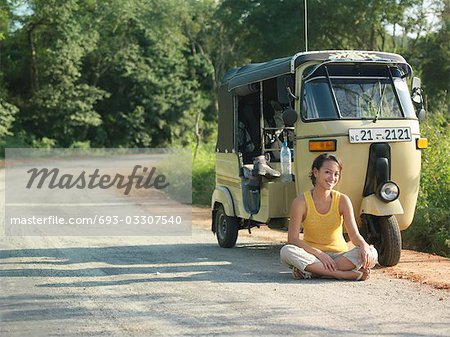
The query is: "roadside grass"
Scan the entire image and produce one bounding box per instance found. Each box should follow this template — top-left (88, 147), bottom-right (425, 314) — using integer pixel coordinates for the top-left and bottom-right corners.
top-left (192, 143), bottom-right (215, 206)
top-left (0, 135), bottom-right (30, 158)
top-left (402, 112), bottom-right (450, 257)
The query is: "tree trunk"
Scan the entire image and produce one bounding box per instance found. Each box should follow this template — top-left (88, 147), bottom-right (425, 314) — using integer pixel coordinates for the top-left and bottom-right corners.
top-left (28, 23), bottom-right (39, 94)
top-left (392, 23), bottom-right (397, 52)
top-left (193, 110), bottom-right (201, 159)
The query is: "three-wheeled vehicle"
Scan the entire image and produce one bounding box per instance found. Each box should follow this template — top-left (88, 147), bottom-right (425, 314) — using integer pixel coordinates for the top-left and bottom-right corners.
top-left (211, 50), bottom-right (427, 266)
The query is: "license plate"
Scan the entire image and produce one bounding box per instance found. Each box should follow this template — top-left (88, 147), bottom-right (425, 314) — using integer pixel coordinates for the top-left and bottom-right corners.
top-left (349, 127), bottom-right (412, 143)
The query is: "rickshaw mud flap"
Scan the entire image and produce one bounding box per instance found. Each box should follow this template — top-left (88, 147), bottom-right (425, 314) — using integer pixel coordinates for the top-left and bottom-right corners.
top-left (241, 178), bottom-right (261, 215)
top-left (359, 194), bottom-right (404, 216)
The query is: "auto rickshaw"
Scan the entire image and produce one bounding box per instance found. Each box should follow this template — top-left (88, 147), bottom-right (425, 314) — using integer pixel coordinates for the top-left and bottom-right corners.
top-left (211, 50), bottom-right (427, 266)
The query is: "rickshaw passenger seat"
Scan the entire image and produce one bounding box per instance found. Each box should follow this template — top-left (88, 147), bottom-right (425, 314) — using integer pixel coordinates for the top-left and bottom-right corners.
top-left (240, 105), bottom-right (261, 151)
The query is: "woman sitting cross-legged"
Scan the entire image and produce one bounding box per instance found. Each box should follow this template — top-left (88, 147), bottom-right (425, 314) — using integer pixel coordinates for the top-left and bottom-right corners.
top-left (280, 153), bottom-right (378, 281)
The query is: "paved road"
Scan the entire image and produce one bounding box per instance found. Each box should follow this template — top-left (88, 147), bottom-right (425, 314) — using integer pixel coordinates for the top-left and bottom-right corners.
top-left (1, 169), bottom-right (449, 336)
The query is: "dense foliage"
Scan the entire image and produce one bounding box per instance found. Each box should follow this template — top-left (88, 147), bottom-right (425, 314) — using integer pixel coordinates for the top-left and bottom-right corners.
top-left (0, 0), bottom-right (448, 255)
top-left (403, 109), bottom-right (450, 256)
top-left (0, 0), bottom-right (217, 147)
top-left (1, 0), bottom-right (447, 148)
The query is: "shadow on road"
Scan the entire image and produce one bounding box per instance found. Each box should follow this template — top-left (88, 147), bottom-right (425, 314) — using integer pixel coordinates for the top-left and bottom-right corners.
top-left (1, 242), bottom-right (447, 337)
top-left (0, 242), bottom-right (334, 288)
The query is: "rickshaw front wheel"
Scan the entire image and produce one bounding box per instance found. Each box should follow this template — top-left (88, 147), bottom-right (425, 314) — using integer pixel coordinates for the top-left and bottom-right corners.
top-left (373, 215), bottom-right (402, 267)
top-left (215, 205), bottom-right (239, 248)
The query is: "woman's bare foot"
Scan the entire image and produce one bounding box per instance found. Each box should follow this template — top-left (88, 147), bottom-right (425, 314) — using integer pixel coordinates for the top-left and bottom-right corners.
top-left (354, 267), bottom-right (370, 281)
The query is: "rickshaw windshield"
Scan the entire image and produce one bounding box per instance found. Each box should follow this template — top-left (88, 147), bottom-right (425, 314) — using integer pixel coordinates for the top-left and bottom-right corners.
top-left (301, 65), bottom-right (416, 120)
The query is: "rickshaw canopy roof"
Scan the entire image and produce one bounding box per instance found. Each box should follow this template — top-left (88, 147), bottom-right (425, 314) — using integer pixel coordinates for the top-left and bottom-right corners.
top-left (223, 50), bottom-right (410, 91)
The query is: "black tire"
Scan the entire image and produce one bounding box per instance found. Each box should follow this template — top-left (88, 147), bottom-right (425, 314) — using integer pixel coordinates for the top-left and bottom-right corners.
top-left (215, 206), bottom-right (239, 248)
top-left (374, 215), bottom-right (402, 267)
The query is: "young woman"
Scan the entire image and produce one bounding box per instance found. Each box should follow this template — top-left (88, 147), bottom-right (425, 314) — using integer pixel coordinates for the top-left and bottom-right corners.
top-left (280, 154), bottom-right (378, 281)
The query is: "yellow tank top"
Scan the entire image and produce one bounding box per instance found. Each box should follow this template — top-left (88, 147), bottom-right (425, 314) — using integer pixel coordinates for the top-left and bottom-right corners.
top-left (303, 190), bottom-right (348, 252)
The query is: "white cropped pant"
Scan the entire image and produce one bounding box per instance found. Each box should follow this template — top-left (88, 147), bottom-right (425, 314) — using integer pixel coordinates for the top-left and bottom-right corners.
top-left (280, 244), bottom-right (378, 272)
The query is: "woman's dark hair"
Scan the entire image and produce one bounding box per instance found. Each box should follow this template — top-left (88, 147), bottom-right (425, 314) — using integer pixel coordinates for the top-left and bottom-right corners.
top-left (309, 153), bottom-right (343, 186)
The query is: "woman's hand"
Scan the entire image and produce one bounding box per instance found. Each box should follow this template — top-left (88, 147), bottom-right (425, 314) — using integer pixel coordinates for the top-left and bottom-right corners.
top-left (358, 243), bottom-right (373, 269)
top-left (318, 252), bottom-right (337, 271)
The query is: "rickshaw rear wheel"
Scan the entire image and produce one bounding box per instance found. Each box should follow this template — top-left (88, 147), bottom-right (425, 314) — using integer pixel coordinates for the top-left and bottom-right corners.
top-left (374, 215), bottom-right (402, 267)
top-left (215, 205), bottom-right (239, 248)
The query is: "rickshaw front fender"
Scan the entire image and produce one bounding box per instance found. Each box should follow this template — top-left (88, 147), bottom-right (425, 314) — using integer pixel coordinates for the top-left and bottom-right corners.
top-left (359, 194), bottom-right (404, 216)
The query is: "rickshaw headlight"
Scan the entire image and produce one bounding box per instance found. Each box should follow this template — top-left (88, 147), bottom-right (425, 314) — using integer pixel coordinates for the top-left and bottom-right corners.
top-left (378, 181), bottom-right (400, 202)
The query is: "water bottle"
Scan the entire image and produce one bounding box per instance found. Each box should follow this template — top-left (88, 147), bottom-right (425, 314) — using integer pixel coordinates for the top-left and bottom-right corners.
top-left (280, 141), bottom-right (292, 182)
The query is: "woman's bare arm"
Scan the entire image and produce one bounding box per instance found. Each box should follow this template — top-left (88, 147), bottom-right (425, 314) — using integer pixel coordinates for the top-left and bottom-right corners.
top-left (287, 196), bottom-right (306, 247)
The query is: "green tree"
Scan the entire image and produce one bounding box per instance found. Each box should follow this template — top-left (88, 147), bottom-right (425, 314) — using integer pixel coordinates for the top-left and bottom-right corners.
top-left (179, 0), bottom-right (234, 148)
top-left (1, 0), bottom-right (212, 147)
top-left (1, 0), bottom-right (448, 149)
top-left (28, 0), bottom-right (107, 146)
top-left (413, 2), bottom-right (449, 113)
top-left (0, 0), bottom-right (12, 41)
top-left (405, 111), bottom-right (450, 256)
top-left (1, 0), bottom-right (107, 146)
top-left (0, 0), bottom-right (19, 139)
top-left (85, 0), bottom-right (205, 147)
top-left (214, 0), bottom-right (437, 58)
top-left (0, 98), bottom-right (17, 137)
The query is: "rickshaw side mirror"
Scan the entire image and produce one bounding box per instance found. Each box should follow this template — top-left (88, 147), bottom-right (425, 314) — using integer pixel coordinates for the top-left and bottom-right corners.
top-left (412, 77), bottom-right (421, 92)
top-left (282, 108), bottom-right (298, 127)
top-left (411, 77), bottom-right (422, 105)
top-left (411, 76), bottom-right (426, 121)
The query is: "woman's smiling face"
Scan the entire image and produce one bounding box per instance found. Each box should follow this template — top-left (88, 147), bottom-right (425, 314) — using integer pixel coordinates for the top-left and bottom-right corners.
top-left (313, 160), bottom-right (341, 190)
